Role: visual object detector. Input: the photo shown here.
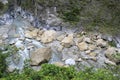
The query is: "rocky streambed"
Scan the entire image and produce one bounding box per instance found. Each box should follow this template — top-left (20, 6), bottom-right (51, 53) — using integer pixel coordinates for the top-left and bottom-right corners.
top-left (0, 8), bottom-right (120, 72)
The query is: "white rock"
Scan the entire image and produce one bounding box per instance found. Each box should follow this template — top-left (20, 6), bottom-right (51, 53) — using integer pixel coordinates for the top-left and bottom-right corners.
top-left (15, 40), bottom-right (24, 49)
top-left (85, 50), bottom-right (91, 54)
top-left (2, 33), bottom-right (8, 39)
top-left (76, 58), bottom-right (82, 62)
top-left (84, 37), bottom-right (91, 43)
top-left (65, 58), bottom-right (76, 65)
top-left (9, 39), bottom-right (16, 45)
top-left (7, 65), bottom-right (15, 72)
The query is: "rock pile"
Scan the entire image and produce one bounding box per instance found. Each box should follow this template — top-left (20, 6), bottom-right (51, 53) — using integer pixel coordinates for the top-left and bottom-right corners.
top-left (0, 21), bottom-right (120, 72)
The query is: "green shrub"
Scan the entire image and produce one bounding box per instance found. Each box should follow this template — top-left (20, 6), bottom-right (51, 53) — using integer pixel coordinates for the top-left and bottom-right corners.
top-left (0, 50), bottom-right (8, 78)
top-left (0, 45), bottom-right (19, 78)
top-left (0, 2), bottom-right (4, 10)
top-left (2, 64), bottom-right (119, 80)
top-left (0, 2), bottom-right (7, 14)
top-left (73, 68), bottom-right (118, 80)
top-left (39, 64), bottom-right (76, 80)
top-left (108, 40), bottom-right (116, 47)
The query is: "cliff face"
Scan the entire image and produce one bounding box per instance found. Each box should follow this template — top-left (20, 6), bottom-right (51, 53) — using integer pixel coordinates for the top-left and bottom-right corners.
top-left (1, 0), bottom-right (120, 34)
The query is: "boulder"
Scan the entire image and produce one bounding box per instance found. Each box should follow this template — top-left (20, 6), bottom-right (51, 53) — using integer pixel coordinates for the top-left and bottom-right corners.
top-left (105, 47), bottom-right (120, 63)
top-left (77, 42), bottom-right (88, 51)
top-left (30, 47), bottom-right (52, 65)
top-left (57, 35), bottom-right (66, 41)
top-left (2, 33), bottom-right (8, 39)
top-left (61, 34), bottom-right (73, 47)
top-left (84, 37), bottom-right (91, 43)
top-left (25, 31), bottom-right (33, 38)
top-left (32, 29), bottom-right (39, 37)
top-left (89, 52), bottom-right (97, 57)
top-left (105, 59), bottom-right (116, 65)
top-left (101, 34), bottom-right (113, 41)
top-left (88, 44), bottom-right (96, 51)
top-left (41, 30), bottom-right (56, 43)
top-left (37, 30), bottom-right (44, 36)
top-left (25, 29), bottom-right (39, 38)
top-left (36, 29), bottom-right (44, 41)
top-left (96, 39), bottom-right (107, 47)
top-left (7, 65), bottom-right (15, 72)
top-left (105, 47), bottom-right (116, 56)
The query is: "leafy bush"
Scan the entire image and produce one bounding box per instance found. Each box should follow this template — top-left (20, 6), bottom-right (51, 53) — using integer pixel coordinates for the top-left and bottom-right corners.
top-left (0, 50), bottom-right (8, 78)
top-left (1, 64), bottom-right (119, 80)
top-left (0, 2), bottom-right (8, 14)
top-left (0, 45), bottom-right (19, 78)
top-left (108, 40), bottom-right (116, 47)
top-left (39, 64), bottom-right (76, 80)
top-left (0, 2), bottom-right (4, 10)
top-left (73, 68), bottom-right (118, 80)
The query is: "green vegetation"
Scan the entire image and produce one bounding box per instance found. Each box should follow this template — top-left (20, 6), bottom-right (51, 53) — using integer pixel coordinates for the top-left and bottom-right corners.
top-left (18, 0), bottom-right (120, 34)
top-left (0, 2), bottom-right (8, 14)
top-left (112, 53), bottom-right (120, 63)
top-left (0, 64), bottom-right (118, 80)
top-left (0, 49), bottom-right (8, 78)
top-left (0, 2), bottom-right (4, 10)
top-left (0, 45), bottom-right (18, 78)
top-left (108, 40), bottom-right (116, 47)
top-left (3, 0), bottom-right (120, 34)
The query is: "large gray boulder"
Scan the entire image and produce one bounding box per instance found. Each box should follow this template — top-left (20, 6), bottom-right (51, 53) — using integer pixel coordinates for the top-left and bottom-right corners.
top-left (30, 47), bottom-right (52, 66)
